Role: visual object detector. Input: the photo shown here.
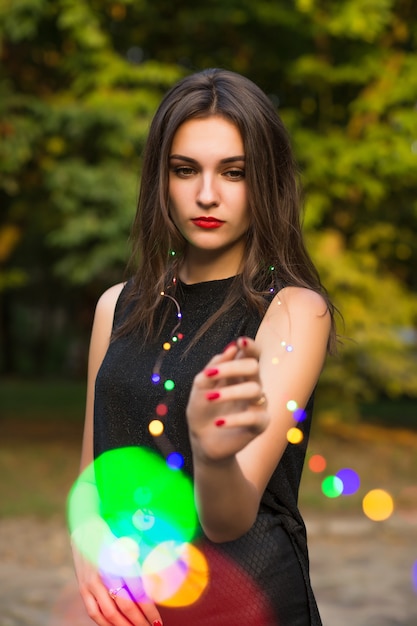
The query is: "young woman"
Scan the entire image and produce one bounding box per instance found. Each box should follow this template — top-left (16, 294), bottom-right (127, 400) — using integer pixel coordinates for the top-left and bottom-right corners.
top-left (72, 68), bottom-right (335, 626)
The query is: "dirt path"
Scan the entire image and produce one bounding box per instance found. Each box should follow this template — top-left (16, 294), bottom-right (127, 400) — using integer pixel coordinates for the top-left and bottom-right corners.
top-left (308, 514), bottom-right (417, 625)
top-left (1, 514), bottom-right (416, 626)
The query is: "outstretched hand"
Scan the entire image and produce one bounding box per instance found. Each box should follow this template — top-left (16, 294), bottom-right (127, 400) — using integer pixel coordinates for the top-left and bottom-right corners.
top-left (186, 336), bottom-right (270, 464)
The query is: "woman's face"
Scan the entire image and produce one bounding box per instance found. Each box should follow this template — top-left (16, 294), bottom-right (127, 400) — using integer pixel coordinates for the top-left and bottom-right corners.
top-left (168, 116), bottom-right (250, 272)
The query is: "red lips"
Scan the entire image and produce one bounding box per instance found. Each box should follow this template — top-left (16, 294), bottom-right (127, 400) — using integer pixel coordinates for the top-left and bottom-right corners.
top-left (191, 217), bottom-right (225, 229)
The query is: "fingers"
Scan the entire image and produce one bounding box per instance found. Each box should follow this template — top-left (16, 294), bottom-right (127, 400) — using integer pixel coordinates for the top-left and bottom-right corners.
top-left (197, 358), bottom-right (258, 386)
top-left (196, 337), bottom-right (260, 387)
top-left (214, 406), bottom-right (269, 434)
top-left (112, 589), bottom-right (163, 626)
top-left (74, 542), bottom-right (161, 626)
top-left (81, 589), bottom-right (114, 626)
top-left (133, 598), bottom-right (164, 626)
top-left (115, 581), bottom-right (163, 626)
top-left (193, 336), bottom-right (266, 412)
top-left (222, 336), bottom-right (260, 360)
top-left (204, 341), bottom-right (239, 367)
top-left (81, 585), bottom-right (125, 626)
top-left (236, 335), bottom-right (260, 359)
top-left (187, 337), bottom-right (269, 459)
top-left (81, 577), bottom-right (162, 626)
top-left (204, 380), bottom-right (264, 405)
top-left (108, 579), bottom-right (163, 626)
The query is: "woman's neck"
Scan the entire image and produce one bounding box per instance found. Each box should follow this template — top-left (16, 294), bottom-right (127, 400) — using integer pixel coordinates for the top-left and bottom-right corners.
top-left (178, 257), bottom-right (242, 285)
top-left (179, 246), bottom-right (244, 285)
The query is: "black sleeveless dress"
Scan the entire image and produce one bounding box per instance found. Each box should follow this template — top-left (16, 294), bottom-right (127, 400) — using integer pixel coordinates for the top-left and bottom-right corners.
top-left (94, 277), bottom-right (322, 626)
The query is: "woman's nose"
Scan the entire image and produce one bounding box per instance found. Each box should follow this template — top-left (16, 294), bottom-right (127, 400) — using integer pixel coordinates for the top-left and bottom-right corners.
top-left (196, 174), bottom-right (220, 208)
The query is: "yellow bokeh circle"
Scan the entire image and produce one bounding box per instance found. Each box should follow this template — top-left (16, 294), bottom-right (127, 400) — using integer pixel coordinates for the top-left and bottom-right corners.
top-left (362, 489), bottom-right (394, 522)
top-left (287, 427), bottom-right (303, 444)
top-left (149, 420), bottom-right (164, 436)
top-left (142, 541), bottom-right (209, 607)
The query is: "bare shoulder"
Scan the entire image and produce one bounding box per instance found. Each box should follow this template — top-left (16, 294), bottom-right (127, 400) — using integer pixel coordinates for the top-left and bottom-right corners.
top-left (90, 282), bottom-right (126, 345)
top-left (274, 286), bottom-right (330, 318)
top-left (257, 286), bottom-right (331, 346)
top-left (88, 281), bottom-right (126, 350)
top-left (95, 282), bottom-right (126, 318)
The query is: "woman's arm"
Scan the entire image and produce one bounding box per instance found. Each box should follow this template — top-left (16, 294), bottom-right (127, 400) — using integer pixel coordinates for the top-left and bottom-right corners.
top-left (187, 287), bottom-right (331, 543)
top-left (79, 283), bottom-right (125, 472)
top-left (72, 283), bottom-right (163, 626)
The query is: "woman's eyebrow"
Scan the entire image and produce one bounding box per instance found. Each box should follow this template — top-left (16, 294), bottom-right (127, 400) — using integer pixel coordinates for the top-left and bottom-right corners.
top-left (169, 154), bottom-right (245, 164)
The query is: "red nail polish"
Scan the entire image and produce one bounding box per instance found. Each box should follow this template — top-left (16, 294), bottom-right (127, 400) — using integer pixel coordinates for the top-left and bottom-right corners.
top-left (153, 621), bottom-right (163, 626)
top-left (215, 418), bottom-right (226, 427)
top-left (205, 368), bottom-right (219, 377)
top-left (206, 391), bottom-right (221, 401)
top-left (223, 340), bottom-right (237, 352)
top-left (242, 338), bottom-right (248, 347)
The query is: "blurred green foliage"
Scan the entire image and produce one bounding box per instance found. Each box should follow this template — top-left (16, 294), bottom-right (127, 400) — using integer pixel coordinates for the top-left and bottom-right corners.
top-left (1, 0), bottom-right (416, 416)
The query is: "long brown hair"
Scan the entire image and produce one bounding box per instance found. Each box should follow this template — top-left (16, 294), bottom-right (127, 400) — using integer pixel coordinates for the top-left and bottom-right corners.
top-left (116, 68), bottom-right (337, 351)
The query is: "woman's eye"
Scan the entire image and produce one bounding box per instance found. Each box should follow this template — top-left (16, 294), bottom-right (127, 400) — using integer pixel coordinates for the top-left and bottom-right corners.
top-left (224, 169), bottom-right (245, 180)
top-left (173, 166), bottom-right (195, 177)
